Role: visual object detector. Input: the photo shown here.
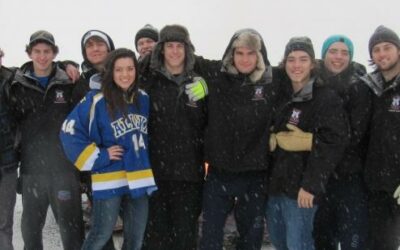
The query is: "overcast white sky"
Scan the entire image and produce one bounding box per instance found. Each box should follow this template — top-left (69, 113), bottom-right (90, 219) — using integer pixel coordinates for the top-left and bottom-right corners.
top-left (0, 0), bottom-right (399, 71)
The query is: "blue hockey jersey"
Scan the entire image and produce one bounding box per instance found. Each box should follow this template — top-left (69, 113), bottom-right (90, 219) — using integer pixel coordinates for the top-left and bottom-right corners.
top-left (60, 89), bottom-right (157, 200)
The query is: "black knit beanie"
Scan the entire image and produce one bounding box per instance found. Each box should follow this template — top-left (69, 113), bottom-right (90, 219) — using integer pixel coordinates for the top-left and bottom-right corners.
top-left (284, 36), bottom-right (315, 59)
top-left (369, 25), bottom-right (400, 57)
top-left (135, 24), bottom-right (159, 50)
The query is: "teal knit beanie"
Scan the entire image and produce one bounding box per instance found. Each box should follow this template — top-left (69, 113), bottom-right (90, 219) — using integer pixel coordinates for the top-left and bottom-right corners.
top-left (321, 35), bottom-right (354, 61)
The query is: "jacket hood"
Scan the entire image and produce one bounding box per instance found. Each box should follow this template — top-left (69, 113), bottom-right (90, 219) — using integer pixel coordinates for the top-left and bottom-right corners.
top-left (19, 61), bottom-right (69, 82)
top-left (80, 30), bottom-right (115, 71)
top-left (221, 28), bottom-right (270, 83)
top-left (318, 60), bottom-right (366, 79)
top-left (360, 70), bottom-right (400, 97)
top-left (317, 60), bottom-right (366, 89)
top-left (291, 77), bottom-right (315, 102)
top-left (13, 62), bottom-right (70, 91)
top-left (89, 73), bottom-right (102, 90)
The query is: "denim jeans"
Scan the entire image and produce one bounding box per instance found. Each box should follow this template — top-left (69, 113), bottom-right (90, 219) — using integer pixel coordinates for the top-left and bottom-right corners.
top-left (266, 195), bottom-right (317, 250)
top-left (82, 194), bottom-right (148, 250)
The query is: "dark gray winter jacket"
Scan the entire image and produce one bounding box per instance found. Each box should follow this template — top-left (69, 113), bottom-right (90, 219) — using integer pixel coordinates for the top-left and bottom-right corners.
top-left (195, 29), bottom-right (275, 173)
top-left (0, 66), bottom-right (18, 173)
top-left (361, 71), bottom-right (400, 193)
top-left (9, 62), bottom-right (77, 175)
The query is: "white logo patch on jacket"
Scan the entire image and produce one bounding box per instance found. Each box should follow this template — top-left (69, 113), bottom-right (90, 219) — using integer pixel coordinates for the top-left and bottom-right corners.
top-left (389, 95), bottom-right (400, 112)
top-left (54, 90), bottom-right (66, 103)
top-left (252, 86), bottom-right (265, 101)
top-left (288, 108), bottom-right (301, 125)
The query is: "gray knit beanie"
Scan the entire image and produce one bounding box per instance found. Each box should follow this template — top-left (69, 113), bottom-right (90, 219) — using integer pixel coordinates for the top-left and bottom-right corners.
top-left (284, 36), bottom-right (315, 59)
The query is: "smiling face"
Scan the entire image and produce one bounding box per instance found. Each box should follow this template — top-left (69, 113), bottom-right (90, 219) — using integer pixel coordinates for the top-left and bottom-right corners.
top-left (371, 42), bottom-right (400, 72)
top-left (113, 57), bottom-right (136, 91)
top-left (28, 42), bottom-right (56, 76)
top-left (163, 41), bottom-right (185, 74)
top-left (85, 37), bottom-right (109, 68)
top-left (137, 37), bottom-right (156, 58)
top-left (324, 42), bottom-right (351, 74)
top-left (233, 46), bottom-right (258, 74)
top-left (285, 50), bottom-right (314, 91)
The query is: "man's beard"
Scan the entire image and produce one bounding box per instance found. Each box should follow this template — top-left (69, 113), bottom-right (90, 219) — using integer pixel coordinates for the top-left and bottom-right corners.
top-left (378, 56), bottom-right (400, 73)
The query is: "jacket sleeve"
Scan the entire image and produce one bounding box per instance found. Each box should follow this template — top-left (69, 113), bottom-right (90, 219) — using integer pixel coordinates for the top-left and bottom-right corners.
top-left (347, 81), bottom-right (372, 150)
top-left (59, 92), bottom-right (110, 171)
top-left (193, 56), bottom-right (222, 80)
top-left (301, 92), bottom-right (349, 196)
top-left (71, 77), bottom-right (90, 105)
top-left (8, 72), bottom-right (33, 122)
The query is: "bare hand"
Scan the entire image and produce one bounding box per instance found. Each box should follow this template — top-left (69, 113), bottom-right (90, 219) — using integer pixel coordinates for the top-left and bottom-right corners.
top-left (297, 188), bottom-right (314, 208)
top-left (107, 145), bottom-right (124, 161)
top-left (65, 64), bottom-right (80, 83)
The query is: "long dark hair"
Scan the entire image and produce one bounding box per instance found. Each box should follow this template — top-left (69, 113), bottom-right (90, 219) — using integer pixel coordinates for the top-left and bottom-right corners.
top-left (101, 48), bottom-right (139, 119)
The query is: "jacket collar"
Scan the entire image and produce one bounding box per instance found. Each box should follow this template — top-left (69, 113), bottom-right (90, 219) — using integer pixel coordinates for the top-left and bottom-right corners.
top-left (227, 64), bottom-right (273, 86)
top-left (292, 77), bottom-right (315, 102)
top-left (13, 62), bottom-right (71, 92)
top-left (360, 71), bottom-right (400, 97)
top-left (155, 66), bottom-right (193, 86)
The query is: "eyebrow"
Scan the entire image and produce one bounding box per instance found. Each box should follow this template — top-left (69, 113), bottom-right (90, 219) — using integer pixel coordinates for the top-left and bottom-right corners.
top-left (329, 48), bottom-right (349, 52)
top-left (288, 55), bottom-right (310, 59)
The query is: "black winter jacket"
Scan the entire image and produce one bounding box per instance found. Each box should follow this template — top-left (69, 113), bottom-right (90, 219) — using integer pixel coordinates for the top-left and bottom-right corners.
top-left (140, 45), bottom-right (207, 182)
top-left (9, 62), bottom-right (77, 175)
top-left (319, 61), bottom-right (372, 179)
top-left (195, 29), bottom-right (275, 173)
top-left (361, 72), bottom-right (400, 193)
top-left (71, 63), bottom-right (99, 105)
top-left (0, 66), bottom-right (18, 172)
top-left (269, 74), bottom-right (348, 199)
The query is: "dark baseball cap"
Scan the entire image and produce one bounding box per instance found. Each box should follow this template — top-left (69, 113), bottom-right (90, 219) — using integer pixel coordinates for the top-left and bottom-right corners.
top-left (29, 30), bottom-right (56, 46)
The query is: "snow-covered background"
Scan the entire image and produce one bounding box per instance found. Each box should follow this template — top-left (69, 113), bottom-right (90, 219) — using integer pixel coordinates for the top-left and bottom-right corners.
top-left (0, 0), bottom-right (399, 70)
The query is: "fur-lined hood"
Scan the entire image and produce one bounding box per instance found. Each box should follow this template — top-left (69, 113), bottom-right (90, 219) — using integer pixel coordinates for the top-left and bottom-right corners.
top-left (221, 28), bottom-right (271, 84)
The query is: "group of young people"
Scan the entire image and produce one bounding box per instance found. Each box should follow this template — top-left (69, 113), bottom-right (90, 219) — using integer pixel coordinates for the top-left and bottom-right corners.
top-left (0, 23), bottom-right (399, 250)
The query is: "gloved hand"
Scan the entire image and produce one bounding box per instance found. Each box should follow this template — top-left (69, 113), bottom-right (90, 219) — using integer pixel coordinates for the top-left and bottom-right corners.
top-left (185, 77), bottom-right (208, 102)
top-left (276, 124), bottom-right (313, 151)
top-left (393, 185), bottom-right (400, 205)
top-left (269, 133), bottom-right (277, 152)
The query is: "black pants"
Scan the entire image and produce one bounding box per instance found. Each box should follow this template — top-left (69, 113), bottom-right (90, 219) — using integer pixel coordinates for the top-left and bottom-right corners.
top-left (21, 173), bottom-right (83, 250)
top-left (142, 180), bottom-right (203, 250)
top-left (199, 169), bottom-right (267, 250)
top-left (366, 190), bottom-right (400, 250)
top-left (0, 169), bottom-right (17, 250)
top-left (313, 176), bottom-right (368, 250)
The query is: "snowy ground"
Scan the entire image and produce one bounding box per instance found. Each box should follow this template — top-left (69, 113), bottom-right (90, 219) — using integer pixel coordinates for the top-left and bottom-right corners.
top-left (12, 194), bottom-right (274, 249)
